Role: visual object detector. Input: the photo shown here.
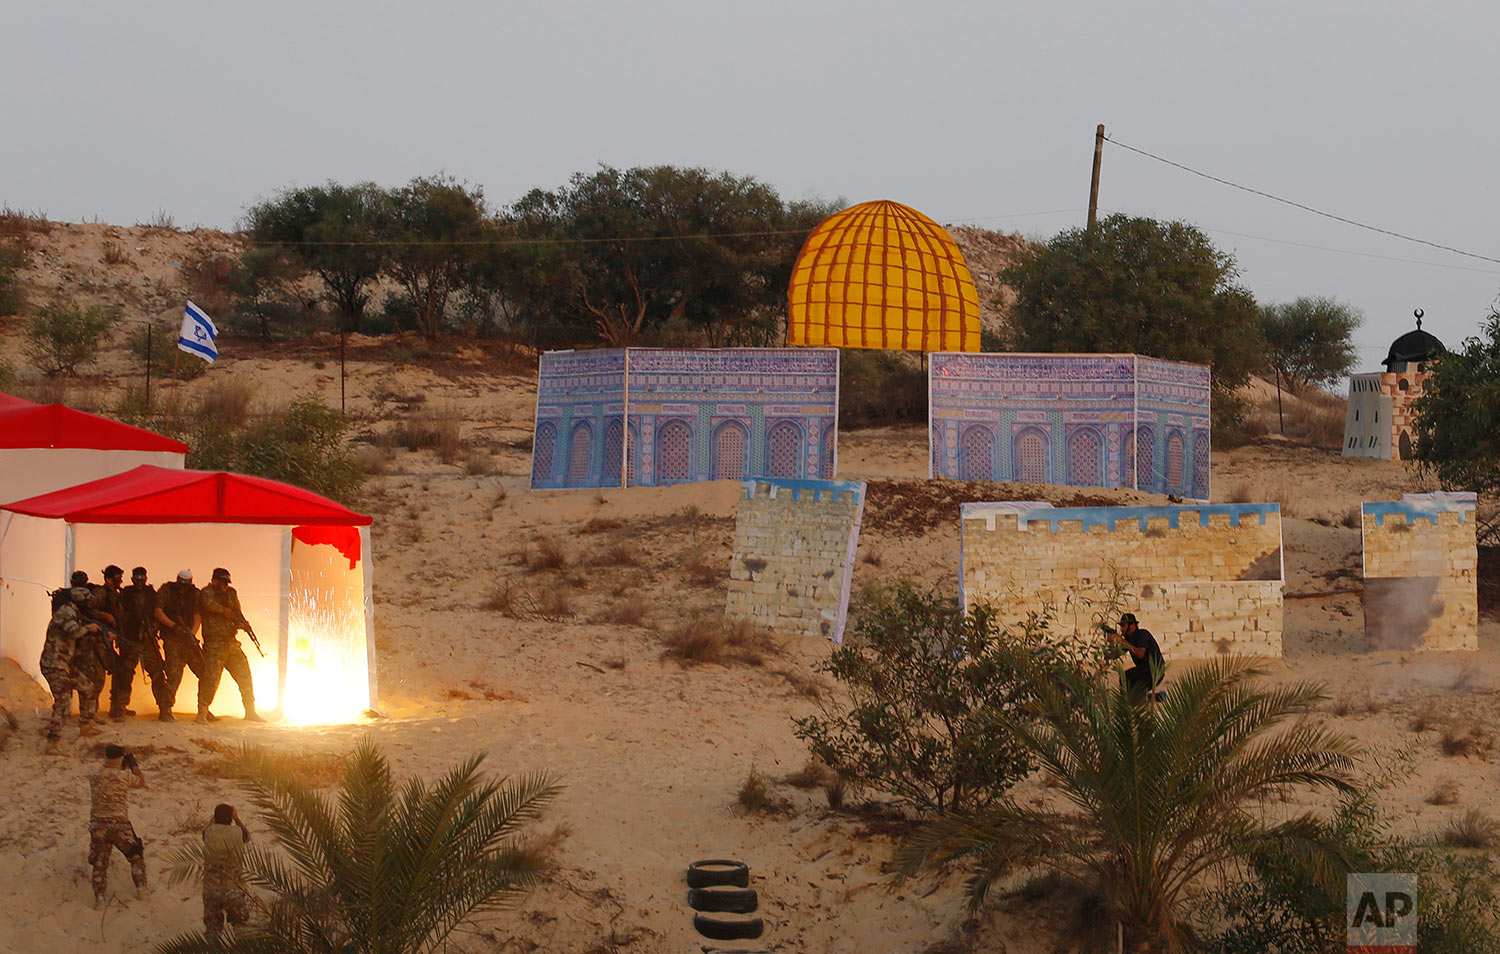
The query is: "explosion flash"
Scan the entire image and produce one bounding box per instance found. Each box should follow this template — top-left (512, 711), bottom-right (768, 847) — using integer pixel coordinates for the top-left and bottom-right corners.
top-left (281, 582), bottom-right (369, 725)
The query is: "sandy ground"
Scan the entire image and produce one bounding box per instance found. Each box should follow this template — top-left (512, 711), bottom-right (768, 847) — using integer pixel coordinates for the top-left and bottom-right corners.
top-left (2, 224), bottom-right (1498, 954)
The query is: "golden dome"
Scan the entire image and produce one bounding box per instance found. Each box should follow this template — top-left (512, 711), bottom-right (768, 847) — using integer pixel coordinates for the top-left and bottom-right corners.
top-left (787, 200), bottom-right (980, 352)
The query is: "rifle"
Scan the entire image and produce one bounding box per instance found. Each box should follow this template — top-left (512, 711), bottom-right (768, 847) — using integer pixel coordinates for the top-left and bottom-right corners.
top-left (239, 617), bottom-right (265, 657)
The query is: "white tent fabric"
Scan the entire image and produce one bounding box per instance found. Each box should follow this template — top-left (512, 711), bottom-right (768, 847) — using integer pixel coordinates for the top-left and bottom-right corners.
top-left (0, 447), bottom-right (186, 505)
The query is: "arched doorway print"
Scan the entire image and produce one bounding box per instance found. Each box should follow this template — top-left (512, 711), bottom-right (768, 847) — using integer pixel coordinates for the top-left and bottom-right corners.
top-left (1165, 429), bottom-right (1185, 494)
top-left (961, 426), bottom-right (994, 481)
top-left (712, 422), bottom-right (748, 480)
top-left (1192, 433), bottom-right (1210, 498)
top-left (767, 421), bottom-right (803, 478)
top-left (1014, 427), bottom-right (1047, 484)
top-left (1067, 428), bottom-right (1102, 486)
top-left (566, 421), bottom-right (593, 487)
top-left (532, 422), bottom-right (557, 486)
top-left (601, 420), bottom-right (624, 486)
top-left (1135, 425), bottom-right (1155, 491)
top-left (656, 420), bottom-right (694, 484)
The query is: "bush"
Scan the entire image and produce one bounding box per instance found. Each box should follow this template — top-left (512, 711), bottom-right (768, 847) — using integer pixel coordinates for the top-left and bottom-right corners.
top-left (1202, 784), bottom-right (1500, 954)
top-left (0, 243), bottom-right (26, 316)
top-left (24, 299), bottom-right (114, 375)
top-left (187, 395), bottom-right (365, 504)
top-left (840, 350), bottom-right (927, 428)
top-left (793, 582), bottom-right (1070, 815)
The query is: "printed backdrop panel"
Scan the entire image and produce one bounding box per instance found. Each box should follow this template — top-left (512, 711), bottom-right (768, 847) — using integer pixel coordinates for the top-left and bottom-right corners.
top-left (929, 353), bottom-right (1211, 498)
top-left (531, 350), bottom-right (626, 490)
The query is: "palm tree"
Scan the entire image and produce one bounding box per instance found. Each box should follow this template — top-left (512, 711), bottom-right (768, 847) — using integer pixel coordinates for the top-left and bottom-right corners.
top-left (154, 738), bottom-right (561, 954)
top-left (896, 658), bottom-right (1356, 953)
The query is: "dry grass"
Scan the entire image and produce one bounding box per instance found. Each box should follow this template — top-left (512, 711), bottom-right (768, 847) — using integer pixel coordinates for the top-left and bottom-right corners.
top-left (581, 517), bottom-right (623, 534)
top-left (1329, 693), bottom-right (1382, 717)
top-left (784, 760), bottom-right (837, 790)
top-left (189, 738), bottom-right (345, 788)
top-left (102, 241), bottom-right (129, 265)
top-left (777, 666), bottom-right (828, 701)
top-left (1408, 702), bottom-right (1445, 733)
top-left (521, 537), bottom-right (570, 573)
top-left (483, 580), bottom-right (525, 618)
top-left (661, 615), bottom-right (779, 667)
top-left (464, 452), bottom-right (493, 476)
top-left (684, 545), bottom-right (723, 587)
top-left (736, 768), bottom-right (785, 814)
top-left (196, 380), bottom-right (256, 428)
top-left (1441, 808), bottom-right (1500, 848)
top-left (1341, 505), bottom-right (1362, 530)
top-left (860, 548), bottom-right (884, 567)
top-left (593, 539), bottom-right (639, 567)
top-left (1439, 723), bottom-right (1494, 758)
top-left (1427, 780), bottom-right (1460, 806)
top-left (602, 595), bottom-right (650, 627)
top-left (1225, 481), bottom-right (1254, 505)
top-left (386, 404), bottom-right (463, 464)
top-left (534, 588), bottom-right (574, 623)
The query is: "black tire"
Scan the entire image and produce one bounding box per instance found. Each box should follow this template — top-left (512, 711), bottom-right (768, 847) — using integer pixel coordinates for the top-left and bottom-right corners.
top-left (693, 912), bottom-right (765, 941)
top-left (686, 859), bottom-right (750, 888)
top-left (688, 885), bottom-right (758, 913)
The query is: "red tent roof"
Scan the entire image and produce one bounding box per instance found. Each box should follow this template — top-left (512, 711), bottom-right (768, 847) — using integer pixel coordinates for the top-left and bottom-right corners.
top-left (1, 466), bottom-right (371, 526)
top-left (0, 402), bottom-right (188, 452)
top-left (0, 392), bottom-right (35, 412)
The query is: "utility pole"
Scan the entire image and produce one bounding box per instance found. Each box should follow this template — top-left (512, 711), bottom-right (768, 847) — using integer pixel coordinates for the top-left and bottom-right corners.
top-left (1088, 123), bottom-right (1105, 229)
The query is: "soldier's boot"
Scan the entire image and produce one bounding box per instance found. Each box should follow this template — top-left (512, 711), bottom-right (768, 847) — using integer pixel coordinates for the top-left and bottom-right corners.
top-left (136, 884), bottom-right (150, 901)
top-left (109, 708), bottom-right (127, 723)
top-left (242, 702), bottom-right (265, 723)
top-left (43, 739), bottom-right (62, 756)
top-left (79, 721), bottom-right (101, 738)
top-left (157, 708), bottom-right (176, 723)
top-left (195, 705), bottom-right (214, 725)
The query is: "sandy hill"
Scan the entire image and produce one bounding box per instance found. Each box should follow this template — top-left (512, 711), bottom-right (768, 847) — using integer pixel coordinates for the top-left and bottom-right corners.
top-left (0, 221), bottom-right (1495, 954)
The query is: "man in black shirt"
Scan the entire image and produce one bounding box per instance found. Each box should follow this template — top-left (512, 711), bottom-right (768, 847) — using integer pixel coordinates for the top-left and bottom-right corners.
top-left (113, 567), bottom-right (167, 722)
top-left (1113, 613), bottom-right (1165, 699)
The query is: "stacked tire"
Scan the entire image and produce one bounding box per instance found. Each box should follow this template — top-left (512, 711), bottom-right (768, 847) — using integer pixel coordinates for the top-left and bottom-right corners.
top-left (686, 859), bottom-right (764, 941)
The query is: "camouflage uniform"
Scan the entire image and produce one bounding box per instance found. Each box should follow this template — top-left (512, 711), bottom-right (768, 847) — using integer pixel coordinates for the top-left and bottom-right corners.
top-left (201, 823), bottom-right (250, 932)
top-left (197, 584), bottom-right (255, 712)
top-left (77, 586), bottom-right (120, 717)
top-left (40, 602), bottom-right (97, 742)
top-left (113, 583), bottom-right (165, 717)
top-left (155, 581), bottom-right (204, 710)
top-left (88, 766), bottom-right (146, 904)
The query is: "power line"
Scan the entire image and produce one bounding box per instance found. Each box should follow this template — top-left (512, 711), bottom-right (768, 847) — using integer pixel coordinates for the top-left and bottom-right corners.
top-left (1104, 135), bottom-right (1500, 267)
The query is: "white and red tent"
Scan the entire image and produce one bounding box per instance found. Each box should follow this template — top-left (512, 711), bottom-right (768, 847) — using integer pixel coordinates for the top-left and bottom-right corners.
top-left (0, 466), bottom-right (374, 722)
top-left (0, 396), bottom-right (188, 505)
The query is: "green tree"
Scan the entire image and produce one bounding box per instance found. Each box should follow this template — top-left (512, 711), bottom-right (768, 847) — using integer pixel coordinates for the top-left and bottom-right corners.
top-left (1002, 214), bottom-right (1262, 432)
top-left (509, 166), bottom-right (833, 346)
top-left (1413, 310), bottom-right (1500, 539)
top-left (24, 298), bottom-right (114, 375)
top-left (188, 395), bottom-right (365, 504)
top-left (381, 176), bottom-right (488, 338)
top-left (246, 182), bottom-right (387, 331)
top-left (229, 245), bottom-right (312, 340)
top-left (897, 658), bottom-right (1355, 953)
top-left (1259, 296), bottom-right (1361, 432)
top-left (155, 739), bottom-right (560, 954)
top-left (793, 583), bottom-right (1109, 815)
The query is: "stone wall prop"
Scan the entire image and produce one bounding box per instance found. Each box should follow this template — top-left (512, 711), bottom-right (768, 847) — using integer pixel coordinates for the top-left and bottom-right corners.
top-left (726, 478), bottom-right (866, 643)
top-left (960, 501), bottom-right (1283, 659)
top-left (1361, 496), bottom-right (1477, 651)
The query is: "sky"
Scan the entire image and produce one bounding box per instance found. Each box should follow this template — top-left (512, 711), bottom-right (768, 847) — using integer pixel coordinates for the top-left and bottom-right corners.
top-left (4, 0), bottom-right (1497, 372)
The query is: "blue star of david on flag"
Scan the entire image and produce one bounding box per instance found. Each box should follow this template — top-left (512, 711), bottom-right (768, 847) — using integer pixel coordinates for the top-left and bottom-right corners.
top-left (178, 300), bottom-right (219, 363)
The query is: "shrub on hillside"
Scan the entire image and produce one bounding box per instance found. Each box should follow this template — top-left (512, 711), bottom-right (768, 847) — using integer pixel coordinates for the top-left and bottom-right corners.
top-left (24, 299), bottom-right (114, 375)
top-left (840, 350), bottom-right (927, 428)
top-left (0, 244), bottom-right (26, 316)
top-left (128, 323), bottom-right (210, 380)
top-left (187, 395), bottom-right (364, 504)
top-left (793, 582), bottom-right (1087, 815)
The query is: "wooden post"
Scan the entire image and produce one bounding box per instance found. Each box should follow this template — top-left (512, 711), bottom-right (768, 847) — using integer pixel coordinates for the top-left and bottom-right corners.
top-left (340, 332), bottom-right (347, 414)
top-left (1088, 124), bottom-right (1105, 229)
top-left (145, 324), bottom-right (152, 406)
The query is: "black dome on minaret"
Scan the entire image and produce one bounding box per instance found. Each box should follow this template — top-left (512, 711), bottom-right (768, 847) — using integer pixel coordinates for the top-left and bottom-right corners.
top-left (1383, 310), bottom-right (1445, 372)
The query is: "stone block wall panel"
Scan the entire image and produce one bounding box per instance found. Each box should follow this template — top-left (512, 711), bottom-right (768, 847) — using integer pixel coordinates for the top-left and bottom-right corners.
top-left (726, 478), bottom-right (866, 642)
top-left (929, 353), bottom-right (1211, 497)
top-left (960, 501), bottom-right (1283, 658)
top-left (1343, 370), bottom-right (1429, 460)
top-left (1361, 496), bottom-right (1477, 650)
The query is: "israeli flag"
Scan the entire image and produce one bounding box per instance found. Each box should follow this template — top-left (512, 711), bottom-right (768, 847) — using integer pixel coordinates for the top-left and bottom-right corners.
top-left (178, 301), bottom-right (219, 363)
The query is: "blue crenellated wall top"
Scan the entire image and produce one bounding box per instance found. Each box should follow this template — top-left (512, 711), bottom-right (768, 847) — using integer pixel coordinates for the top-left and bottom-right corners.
top-left (1362, 500), bottom-right (1471, 526)
top-left (961, 501), bottom-right (1280, 533)
top-left (743, 477), bottom-right (865, 504)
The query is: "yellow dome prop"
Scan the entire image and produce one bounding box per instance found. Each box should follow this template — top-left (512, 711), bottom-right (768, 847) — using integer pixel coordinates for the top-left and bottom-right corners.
top-left (787, 200), bottom-right (980, 352)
